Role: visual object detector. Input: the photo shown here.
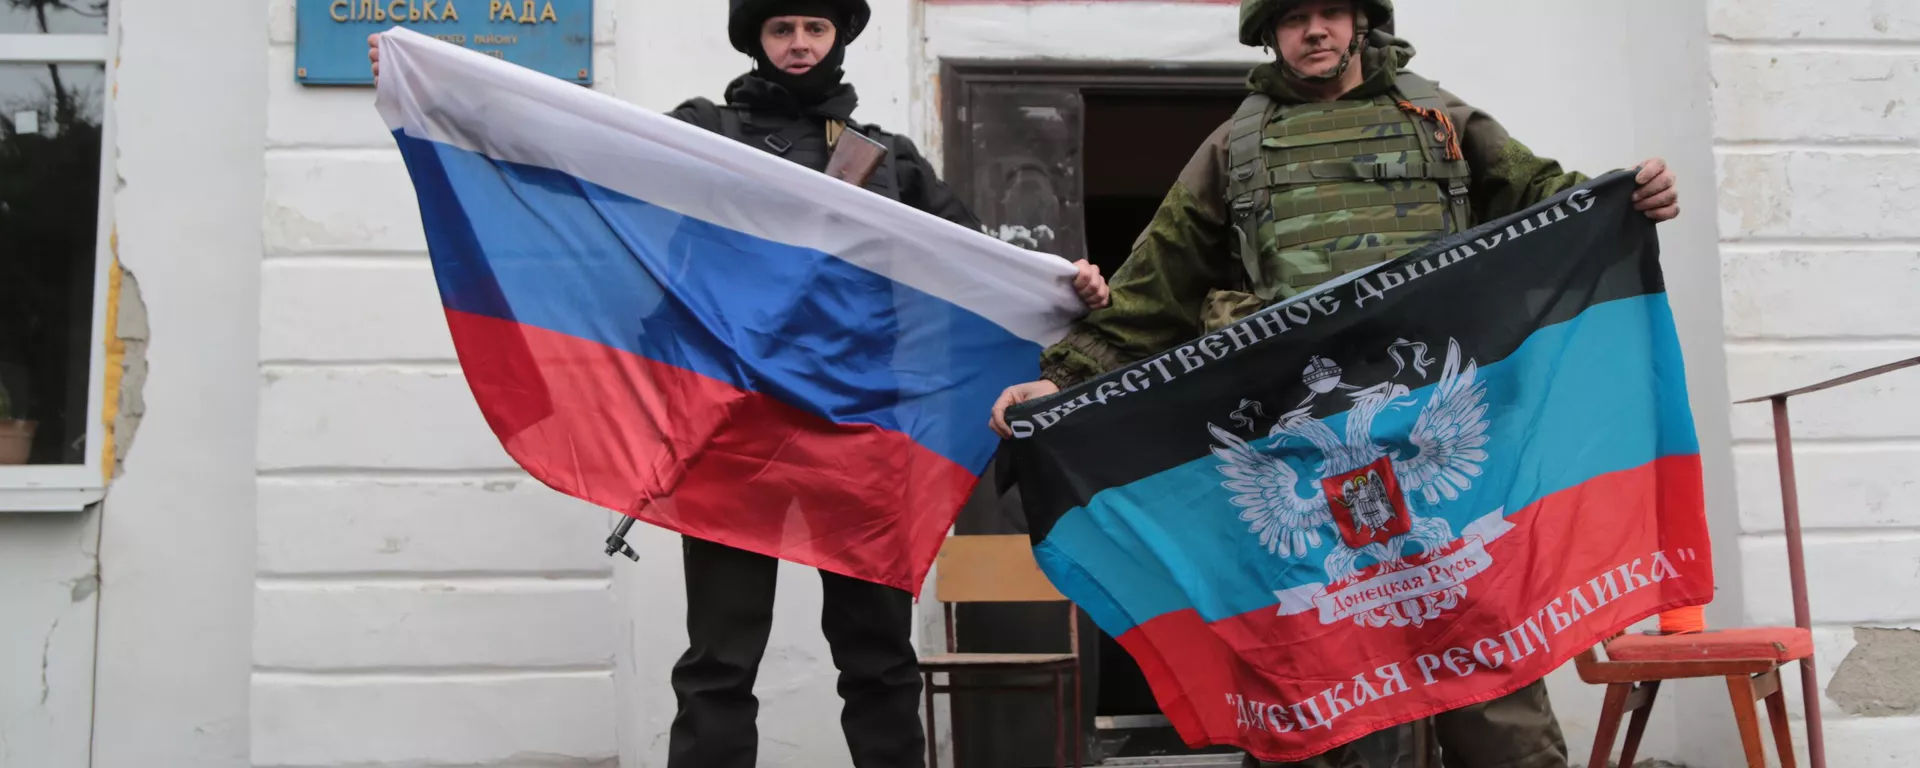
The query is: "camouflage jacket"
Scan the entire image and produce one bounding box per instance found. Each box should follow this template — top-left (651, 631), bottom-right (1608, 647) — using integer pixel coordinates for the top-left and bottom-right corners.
top-left (1038, 34), bottom-right (1589, 388)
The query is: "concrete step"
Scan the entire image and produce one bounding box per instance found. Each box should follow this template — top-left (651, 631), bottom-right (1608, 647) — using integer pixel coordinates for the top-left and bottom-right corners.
top-left (1096, 714), bottom-right (1173, 731)
top-left (1089, 714), bottom-right (1244, 765)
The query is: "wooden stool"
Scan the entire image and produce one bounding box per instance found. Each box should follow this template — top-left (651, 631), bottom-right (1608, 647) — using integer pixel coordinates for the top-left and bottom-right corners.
top-left (1576, 628), bottom-right (1814, 768)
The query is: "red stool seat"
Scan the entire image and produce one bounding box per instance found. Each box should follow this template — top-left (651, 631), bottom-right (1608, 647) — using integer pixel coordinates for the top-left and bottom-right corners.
top-left (1608, 627), bottom-right (1813, 663)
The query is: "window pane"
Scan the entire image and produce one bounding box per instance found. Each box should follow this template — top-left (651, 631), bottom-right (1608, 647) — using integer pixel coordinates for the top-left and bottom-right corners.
top-left (0, 0), bottom-right (108, 35)
top-left (0, 62), bottom-right (104, 466)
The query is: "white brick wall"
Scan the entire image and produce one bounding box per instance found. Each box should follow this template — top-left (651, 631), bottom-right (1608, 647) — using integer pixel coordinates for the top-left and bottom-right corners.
top-left (257, 477), bottom-right (616, 576)
top-left (1710, 1), bottom-right (1920, 40)
top-left (260, 260), bottom-right (454, 362)
top-left (253, 579), bottom-right (617, 670)
top-left (1711, 1), bottom-right (1920, 764)
top-left (257, 367), bottom-right (511, 471)
top-left (252, 673), bottom-right (618, 767)
top-left (255, 1), bottom-right (625, 765)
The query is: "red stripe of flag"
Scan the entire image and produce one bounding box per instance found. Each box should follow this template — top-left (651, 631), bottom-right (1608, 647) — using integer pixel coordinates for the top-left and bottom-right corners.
top-left (1118, 454), bottom-right (1711, 762)
top-left (446, 309), bottom-right (980, 594)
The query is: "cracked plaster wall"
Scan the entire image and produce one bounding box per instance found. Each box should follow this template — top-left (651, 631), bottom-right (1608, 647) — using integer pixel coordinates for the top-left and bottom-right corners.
top-left (1829, 628), bottom-right (1920, 718)
top-left (0, 512), bottom-right (102, 768)
top-left (0, 248), bottom-right (146, 768)
top-left (107, 267), bottom-right (148, 478)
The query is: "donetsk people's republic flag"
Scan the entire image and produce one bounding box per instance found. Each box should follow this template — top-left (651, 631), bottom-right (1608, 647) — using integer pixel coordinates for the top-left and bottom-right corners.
top-left (1003, 172), bottom-right (1713, 761)
top-left (373, 29), bottom-right (1088, 595)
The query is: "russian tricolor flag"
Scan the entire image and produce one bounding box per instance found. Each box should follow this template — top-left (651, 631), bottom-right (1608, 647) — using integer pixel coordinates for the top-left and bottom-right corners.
top-left (373, 28), bottom-right (1088, 593)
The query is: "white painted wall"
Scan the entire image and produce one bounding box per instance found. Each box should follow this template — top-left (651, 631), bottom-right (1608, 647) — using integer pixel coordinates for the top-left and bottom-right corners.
top-left (85, 0), bottom-right (269, 765)
top-left (250, 1), bottom-right (623, 766)
top-left (1710, 1), bottom-right (1920, 766)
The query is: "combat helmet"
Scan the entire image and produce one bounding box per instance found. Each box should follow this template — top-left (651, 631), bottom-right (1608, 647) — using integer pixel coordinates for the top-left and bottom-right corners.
top-left (1238, 0), bottom-right (1392, 47)
top-left (729, 0), bottom-right (871, 55)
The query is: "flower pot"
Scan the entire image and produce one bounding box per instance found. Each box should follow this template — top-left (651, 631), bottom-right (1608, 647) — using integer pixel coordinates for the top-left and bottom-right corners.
top-left (0, 420), bottom-right (36, 465)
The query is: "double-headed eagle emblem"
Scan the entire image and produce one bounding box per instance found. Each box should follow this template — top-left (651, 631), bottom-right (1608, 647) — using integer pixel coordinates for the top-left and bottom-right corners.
top-left (1209, 338), bottom-right (1493, 626)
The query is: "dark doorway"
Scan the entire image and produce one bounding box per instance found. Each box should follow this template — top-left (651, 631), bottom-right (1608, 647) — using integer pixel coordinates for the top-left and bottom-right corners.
top-left (1083, 90), bottom-right (1244, 280)
top-left (940, 60), bottom-right (1246, 767)
top-left (1079, 88), bottom-right (1244, 735)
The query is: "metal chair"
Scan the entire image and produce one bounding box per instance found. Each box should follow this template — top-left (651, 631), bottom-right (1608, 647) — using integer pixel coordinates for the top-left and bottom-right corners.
top-left (921, 533), bottom-right (1084, 768)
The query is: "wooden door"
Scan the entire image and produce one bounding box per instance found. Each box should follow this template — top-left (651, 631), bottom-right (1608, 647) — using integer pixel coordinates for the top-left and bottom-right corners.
top-left (949, 82), bottom-right (1087, 264)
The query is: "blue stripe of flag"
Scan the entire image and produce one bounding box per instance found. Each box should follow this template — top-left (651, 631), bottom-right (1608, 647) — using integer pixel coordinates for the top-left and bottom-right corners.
top-left (398, 131), bottom-right (1043, 474)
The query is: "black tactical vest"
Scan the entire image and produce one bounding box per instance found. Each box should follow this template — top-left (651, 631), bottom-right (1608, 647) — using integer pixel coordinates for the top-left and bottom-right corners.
top-left (707, 104), bottom-right (907, 204)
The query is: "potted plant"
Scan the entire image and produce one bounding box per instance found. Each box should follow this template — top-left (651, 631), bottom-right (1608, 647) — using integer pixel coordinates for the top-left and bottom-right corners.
top-left (0, 378), bottom-right (34, 465)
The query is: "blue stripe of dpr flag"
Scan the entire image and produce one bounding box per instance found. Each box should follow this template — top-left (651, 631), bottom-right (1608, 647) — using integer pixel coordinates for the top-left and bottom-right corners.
top-left (1034, 293), bottom-right (1698, 635)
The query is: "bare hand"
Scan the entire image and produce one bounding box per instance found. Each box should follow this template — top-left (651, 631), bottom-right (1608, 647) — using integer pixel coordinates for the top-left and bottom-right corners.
top-left (368, 33), bottom-right (381, 81)
top-left (990, 380), bottom-right (1061, 438)
top-left (1633, 157), bottom-right (1679, 222)
top-left (1072, 259), bottom-right (1110, 310)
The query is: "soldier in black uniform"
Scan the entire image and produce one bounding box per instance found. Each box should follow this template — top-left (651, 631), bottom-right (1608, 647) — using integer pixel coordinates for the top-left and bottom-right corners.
top-left (669, 1), bottom-right (974, 228)
top-left (663, 3), bottom-right (1107, 767)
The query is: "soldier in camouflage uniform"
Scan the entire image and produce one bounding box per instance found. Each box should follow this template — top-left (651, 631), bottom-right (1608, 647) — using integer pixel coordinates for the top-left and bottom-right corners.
top-left (990, 1), bottom-right (1680, 766)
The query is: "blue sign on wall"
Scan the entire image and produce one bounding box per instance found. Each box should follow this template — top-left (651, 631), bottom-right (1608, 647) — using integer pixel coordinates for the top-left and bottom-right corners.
top-left (296, 0), bottom-right (594, 86)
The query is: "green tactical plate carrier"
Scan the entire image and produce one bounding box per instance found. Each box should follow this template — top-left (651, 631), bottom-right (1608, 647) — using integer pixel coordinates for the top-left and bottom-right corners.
top-left (1224, 73), bottom-right (1473, 302)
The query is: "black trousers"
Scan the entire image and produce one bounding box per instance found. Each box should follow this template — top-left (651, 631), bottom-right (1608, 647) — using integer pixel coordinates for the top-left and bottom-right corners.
top-left (668, 535), bottom-right (925, 768)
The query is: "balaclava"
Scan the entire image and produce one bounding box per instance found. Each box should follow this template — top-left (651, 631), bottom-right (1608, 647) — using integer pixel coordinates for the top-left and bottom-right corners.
top-left (749, 0), bottom-right (850, 103)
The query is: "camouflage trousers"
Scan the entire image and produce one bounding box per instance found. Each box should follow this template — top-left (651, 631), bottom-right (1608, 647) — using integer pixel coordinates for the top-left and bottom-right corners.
top-left (1241, 680), bottom-right (1568, 768)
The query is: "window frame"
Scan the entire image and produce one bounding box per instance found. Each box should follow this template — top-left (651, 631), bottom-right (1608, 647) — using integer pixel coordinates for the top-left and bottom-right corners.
top-left (0, 12), bottom-right (122, 513)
